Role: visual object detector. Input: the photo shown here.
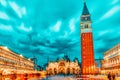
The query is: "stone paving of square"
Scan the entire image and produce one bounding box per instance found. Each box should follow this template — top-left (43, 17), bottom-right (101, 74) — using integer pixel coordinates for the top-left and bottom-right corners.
top-left (1, 75), bottom-right (120, 80)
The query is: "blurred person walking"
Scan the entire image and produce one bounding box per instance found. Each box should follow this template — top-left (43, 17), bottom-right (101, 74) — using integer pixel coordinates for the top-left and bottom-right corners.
top-left (107, 72), bottom-right (112, 80)
top-left (112, 73), bottom-right (116, 80)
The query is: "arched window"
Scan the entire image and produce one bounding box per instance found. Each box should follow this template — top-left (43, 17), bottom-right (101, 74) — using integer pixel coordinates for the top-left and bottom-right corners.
top-left (85, 24), bottom-right (88, 28)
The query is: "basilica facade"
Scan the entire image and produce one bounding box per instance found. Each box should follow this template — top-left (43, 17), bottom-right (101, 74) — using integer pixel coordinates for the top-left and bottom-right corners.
top-left (46, 56), bottom-right (80, 75)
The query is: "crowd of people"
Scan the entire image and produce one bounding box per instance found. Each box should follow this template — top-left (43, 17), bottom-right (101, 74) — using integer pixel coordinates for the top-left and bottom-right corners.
top-left (107, 72), bottom-right (116, 80)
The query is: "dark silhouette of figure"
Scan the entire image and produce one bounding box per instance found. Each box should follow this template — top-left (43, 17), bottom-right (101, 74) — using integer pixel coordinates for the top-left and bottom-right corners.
top-left (112, 73), bottom-right (115, 80)
top-left (24, 73), bottom-right (28, 80)
top-left (108, 72), bottom-right (112, 80)
top-left (0, 72), bottom-right (2, 80)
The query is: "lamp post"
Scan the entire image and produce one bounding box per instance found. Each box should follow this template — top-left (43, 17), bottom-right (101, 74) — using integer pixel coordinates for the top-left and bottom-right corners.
top-left (30, 57), bottom-right (38, 70)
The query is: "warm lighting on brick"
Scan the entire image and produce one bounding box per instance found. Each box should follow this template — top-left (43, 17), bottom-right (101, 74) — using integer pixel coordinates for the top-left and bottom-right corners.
top-left (101, 44), bottom-right (120, 74)
top-left (80, 1), bottom-right (95, 74)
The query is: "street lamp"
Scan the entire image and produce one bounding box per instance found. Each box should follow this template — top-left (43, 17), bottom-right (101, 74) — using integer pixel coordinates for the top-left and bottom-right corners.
top-left (30, 57), bottom-right (38, 70)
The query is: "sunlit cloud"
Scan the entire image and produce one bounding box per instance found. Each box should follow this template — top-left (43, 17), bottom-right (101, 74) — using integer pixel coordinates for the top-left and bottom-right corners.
top-left (8, 1), bottom-right (26, 18)
top-left (69, 18), bottom-right (75, 33)
top-left (100, 6), bottom-right (120, 20)
top-left (0, 24), bottom-right (13, 31)
top-left (19, 23), bottom-right (32, 32)
top-left (111, 0), bottom-right (118, 5)
top-left (21, 7), bottom-right (26, 15)
top-left (0, 0), bottom-right (7, 7)
top-left (0, 11), bottom-right (10, 20)
top-left (98, 30), bottom-right (110, 36)
top-left (50, 21), bottom-right (62, 32)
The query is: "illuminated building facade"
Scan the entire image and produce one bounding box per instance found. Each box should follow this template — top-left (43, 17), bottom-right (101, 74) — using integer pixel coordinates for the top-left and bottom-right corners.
top-left (101, 44), bottom-right (120, 74)
top-left (80, 1), bottom-right (95, 74)
top-left (46, 56), bottom-right (80, 75)
top-left (0, 46), bottom-right (34, 72)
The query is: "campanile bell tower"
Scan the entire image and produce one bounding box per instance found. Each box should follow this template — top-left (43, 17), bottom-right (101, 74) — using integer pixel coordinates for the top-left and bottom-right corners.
top-left (80, 1), bottom-right (95, 74)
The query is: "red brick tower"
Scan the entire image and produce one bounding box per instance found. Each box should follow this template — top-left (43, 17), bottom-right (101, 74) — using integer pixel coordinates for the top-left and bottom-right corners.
top-left (80, 1), bottom-right (95, 74)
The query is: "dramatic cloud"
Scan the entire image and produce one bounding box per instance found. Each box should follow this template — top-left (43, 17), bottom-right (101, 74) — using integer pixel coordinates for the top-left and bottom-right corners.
top-left (0, 11), bottom-right (10, 20)
top-left (0, 0), bottom-right (120, 65)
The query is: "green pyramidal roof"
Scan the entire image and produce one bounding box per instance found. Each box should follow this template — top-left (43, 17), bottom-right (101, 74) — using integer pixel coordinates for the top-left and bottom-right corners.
top-left (82, 2), bottom-right (90, 15)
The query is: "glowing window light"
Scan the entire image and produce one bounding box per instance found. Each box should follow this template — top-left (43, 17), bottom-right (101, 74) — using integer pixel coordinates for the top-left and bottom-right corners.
top-left (28, 58), bottom-right (31, 61)
top-left (20, 54), bottom-right (23, 57)
top-left (3, 46), bottom-right (9, 51)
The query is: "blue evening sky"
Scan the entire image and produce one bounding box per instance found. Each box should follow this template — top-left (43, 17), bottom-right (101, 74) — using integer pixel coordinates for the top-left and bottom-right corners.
top-left (0, 0), bottom-right (120, 65)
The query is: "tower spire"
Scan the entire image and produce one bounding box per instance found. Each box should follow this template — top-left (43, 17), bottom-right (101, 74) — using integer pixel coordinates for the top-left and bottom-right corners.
top-left (82, 0), bottom-right (90, 15)
top-left (80, 0), bottom-right (95, 74)
top-left (81, 1), bottom-right (91, 21)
